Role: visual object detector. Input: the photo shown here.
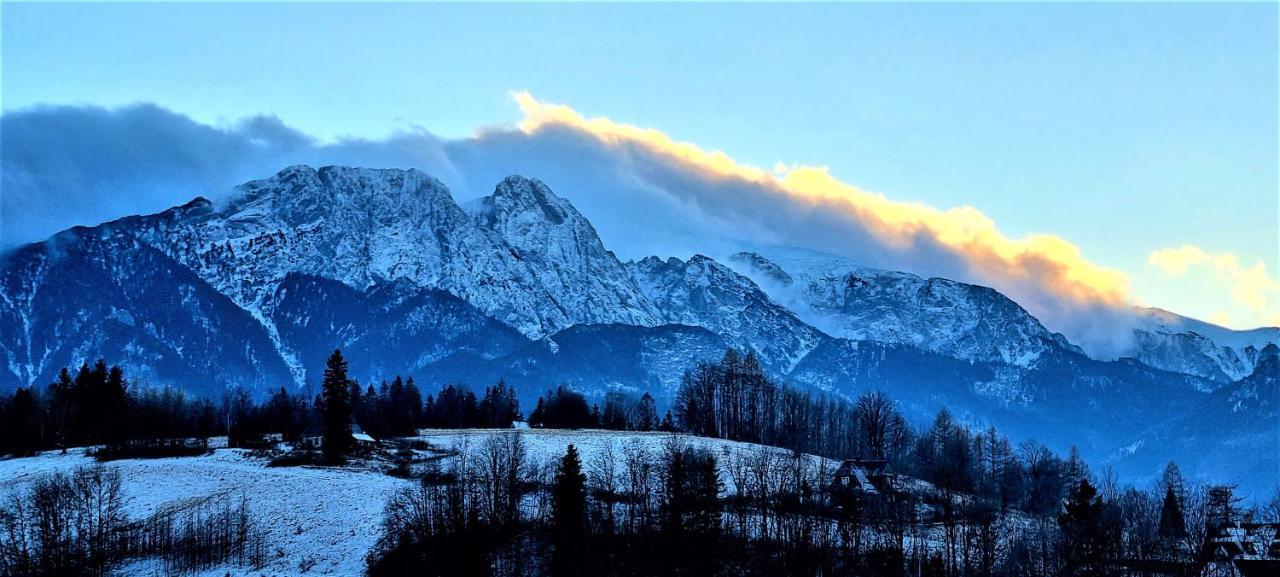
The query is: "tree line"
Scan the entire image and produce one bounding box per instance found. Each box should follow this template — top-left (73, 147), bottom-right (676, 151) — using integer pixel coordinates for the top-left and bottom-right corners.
top-left (4, 348), bottom-right (1278, 576)
top-left (0, 349), bottom-right (683, 462)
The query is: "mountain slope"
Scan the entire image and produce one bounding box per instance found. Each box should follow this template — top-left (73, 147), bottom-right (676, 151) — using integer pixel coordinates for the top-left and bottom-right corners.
top-left (265, 273), bottom-right (528, 386)
top-left (627, 255), bottom-right (827, 372)
top-left (1117, 344), bottom-right (1278, 498)
top-left (728, 248), bottom-right (1079, 367)
top-left (0, 229), bottom-right (292, 394)
top-left (124, 167), bottom-right (663, 346)
top-left (1124, 307), bottom-right (1279, 384)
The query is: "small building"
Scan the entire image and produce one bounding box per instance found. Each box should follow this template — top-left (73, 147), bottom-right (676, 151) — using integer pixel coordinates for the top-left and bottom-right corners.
top-left (1202, 522), bottom-right (1280, 577)
top-left (829, 458), bottom-right (890, 495)
top-left (300, 420), bottom-right (378, 450)
top-left (351, 422), bottom-right (378, 448)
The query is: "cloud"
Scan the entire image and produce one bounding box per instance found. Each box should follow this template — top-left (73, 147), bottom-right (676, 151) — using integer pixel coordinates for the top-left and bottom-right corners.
top-left (1, 96), bottom-right (1269, 356)
top-left (513, 92), bottom-right (1139, 347)
top-left (1149, 245), bottom-right (1280, 326)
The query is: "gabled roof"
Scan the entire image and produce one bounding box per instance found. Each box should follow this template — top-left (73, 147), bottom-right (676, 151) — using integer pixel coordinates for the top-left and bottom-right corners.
top-left (831, 460), bottom-right (880, 494)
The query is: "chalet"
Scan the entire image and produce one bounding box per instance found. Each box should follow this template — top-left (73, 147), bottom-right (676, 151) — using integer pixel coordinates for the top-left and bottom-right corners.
top-left (300, 421), bottom-right (379, 450)
top-left (1202, 522), bottom-right (1280, 577)
top-left (351, 422), bottom-right (378, 448)
top-left (828, 458), bottom-right (890, 496)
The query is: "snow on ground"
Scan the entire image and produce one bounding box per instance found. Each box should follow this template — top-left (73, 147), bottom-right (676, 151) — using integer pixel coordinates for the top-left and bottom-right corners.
top-left (413, 429), bottom-right (842, 494)
top-left (0, 430), bottom-right (844, 576)
top-left (0, 445), bottom-right (411, 576)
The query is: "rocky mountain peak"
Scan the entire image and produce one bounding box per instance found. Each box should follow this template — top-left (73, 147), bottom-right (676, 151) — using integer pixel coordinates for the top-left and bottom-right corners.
top-left (479, 174), bottom-right (573, 226)
top-left (729, 251), bottom-right (794, 286)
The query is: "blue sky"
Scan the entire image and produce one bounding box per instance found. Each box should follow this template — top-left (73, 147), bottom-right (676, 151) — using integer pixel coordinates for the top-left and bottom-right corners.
top-left (2, 2), bottom-right (1277, 329)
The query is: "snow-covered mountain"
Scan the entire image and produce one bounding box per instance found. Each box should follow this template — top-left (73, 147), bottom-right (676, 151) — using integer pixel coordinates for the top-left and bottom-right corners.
top-left (1, 165), bottom-right (1273, 494)
top-left (0, 228), bottom-right (293, 393)
top-left (0, 166), bottom-right (816, 390)
top-left (727, 248), bottom-right (1079, 368)
top-left (1123, 307), bottom-right (1279, 384)
top-left (127, 167), bottom-right (661, 346)
top-left (627, 255), bottom-right (826, 372)
top-left (1116, 344), bottom-right (1278, 499)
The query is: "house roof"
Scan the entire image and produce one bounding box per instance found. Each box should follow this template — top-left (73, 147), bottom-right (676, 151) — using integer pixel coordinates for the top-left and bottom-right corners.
top-left (832, 461), bottom-right (880, 494)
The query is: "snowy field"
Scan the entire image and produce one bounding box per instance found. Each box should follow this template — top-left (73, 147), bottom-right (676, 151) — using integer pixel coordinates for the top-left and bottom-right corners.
top-left (412, 428), bottom-right (843, 493)
top-left (0, 430), bottom-right (844, 577)
top-left (0, 445), bottom-right (410, 576)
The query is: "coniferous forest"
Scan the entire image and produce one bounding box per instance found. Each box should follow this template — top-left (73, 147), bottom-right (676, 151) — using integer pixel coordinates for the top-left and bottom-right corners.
top-left (0, 349), bottom-right (1276, 577)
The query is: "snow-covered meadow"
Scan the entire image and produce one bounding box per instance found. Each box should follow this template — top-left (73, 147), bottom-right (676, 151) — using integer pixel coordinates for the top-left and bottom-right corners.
top-left (0, 429), bottom-right (846, 576)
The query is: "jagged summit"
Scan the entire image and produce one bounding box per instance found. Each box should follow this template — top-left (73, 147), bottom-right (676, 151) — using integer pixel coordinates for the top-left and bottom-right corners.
top-left (482, 174), bottom-right (571, 225)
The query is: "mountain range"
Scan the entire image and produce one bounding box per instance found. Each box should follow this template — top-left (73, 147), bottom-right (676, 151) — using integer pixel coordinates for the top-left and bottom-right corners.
top-left (1, 165), bottom-right (1274, 495)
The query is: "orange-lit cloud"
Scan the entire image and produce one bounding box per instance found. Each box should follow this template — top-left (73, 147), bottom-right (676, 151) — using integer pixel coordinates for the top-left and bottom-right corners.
top-left (1149, 245), bottom-right (1280, 326)
top-left (514, 91), bottom-right (1131, 309)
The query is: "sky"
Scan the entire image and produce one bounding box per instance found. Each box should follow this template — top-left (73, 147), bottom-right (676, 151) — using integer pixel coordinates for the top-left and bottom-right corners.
top-left (1, 2), bottom-right (1277, 333)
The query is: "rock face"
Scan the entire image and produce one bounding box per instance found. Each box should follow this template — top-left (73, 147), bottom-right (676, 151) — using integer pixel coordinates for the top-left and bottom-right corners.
top-left (0, 165), bottom-right (1274, 496)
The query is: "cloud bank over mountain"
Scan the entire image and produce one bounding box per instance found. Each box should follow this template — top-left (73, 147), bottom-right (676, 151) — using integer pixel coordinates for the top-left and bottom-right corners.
top-left (1, 95), bottom-right (1268, 355)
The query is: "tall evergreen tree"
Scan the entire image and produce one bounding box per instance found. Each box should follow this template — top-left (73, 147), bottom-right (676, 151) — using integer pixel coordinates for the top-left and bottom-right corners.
top-left (551, 444), bottom-right (587, 577)
top-left (2, 387), bottom-right (44, 455)
top-left (1058, 478), bottom-right (1109, 577)
top-left (1160, 461), bottom-right (1187, 506)
top-left (320, 349), bottom-right (353, 464)
top-left (47, 367), bottom-right (75, 451)
top-left (103, 365), bottom-right (129, 446)
top-left (387, 376), bottom-right (407, 434)
top-left (1157, 485), bottom-right (1187, 539)
top-left (659, 410), bottom-right (676, 432)
top-left (403, 377), bottom-right (423, 430)
top-left (636, 392), bottom-right (659, 431)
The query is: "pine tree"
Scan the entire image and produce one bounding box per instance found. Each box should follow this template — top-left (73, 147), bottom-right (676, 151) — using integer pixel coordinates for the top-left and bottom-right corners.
top-left (102, 365), bottom-right (129, 447)
top-left (403, 377), bottom-right (423, 430)
top-left (551, 444), bottom-right (588, 577)
top-left (636, 392), bottom-right (659, 431)
top-left (3, 387), bottom-right (43, 455)
top-left (1160, 461), bottom-right (1187, 506)
top-left (462, 390), bottom-right (479, 427)
top-left (660, 410), bottom-right (676, 432)
top-left (529, 397), bottom-right (546, 428)
top-left (423, 395), bottom-right (437, 428)
top-left (688, 451), bottom-right (722, 537)
top-left (1158, 485), bottom-right (1187, 539)
top-left (320, 349), bottom-right (353, 464)
top-left (47, 367), bottom-right (74, 451)
top-left (1057, 478), bottom-right (1108, 577)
